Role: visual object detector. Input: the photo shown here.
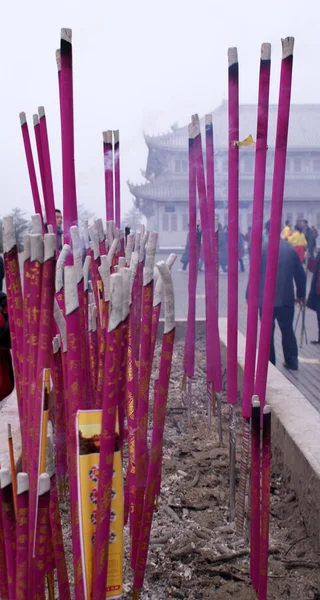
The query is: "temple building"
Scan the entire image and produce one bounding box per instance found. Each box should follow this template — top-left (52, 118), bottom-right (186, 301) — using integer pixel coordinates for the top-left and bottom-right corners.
top-left (128, 102), bottom-right (320, 250)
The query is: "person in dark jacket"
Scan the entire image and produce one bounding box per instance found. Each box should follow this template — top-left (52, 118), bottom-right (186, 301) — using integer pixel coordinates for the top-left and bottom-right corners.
top-left (250, 220), bottom-right (306, 370)
top-left (56, 209), bottom-right (63, 251)
top-left (307, 251), bottom-right (320, 343)
top-left (302, 219), bottom-right (315, 260)
top-left (0, 256), bottom-right (4, 292)
top-left (218, 224), bottom-right (228, 273)
top-left (239, 232), bottom-right (245, 272)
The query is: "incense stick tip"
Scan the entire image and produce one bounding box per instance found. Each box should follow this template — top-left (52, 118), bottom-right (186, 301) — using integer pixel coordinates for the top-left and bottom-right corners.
top-left (33, 113), bottom-right (39, 126)
top-left (39, 473), bottom-right (50, 496)
top-left (2, 215), bottom-right (16, 253)
top-left (61, 28), bottom-right (72, 44)
top-left (103, 130), bottom-right (113, 144)
top-left (7, 424), bottom-right (12, 438)
top-left (228, 47), bottom-right (238, 66)
top-left (17, 473), bottom-right (29, 494)
top-left (19, 111), bottom-right (27, 125)
top-left (38, 106), bottom-right (45, 118)
top-left (205, 114), bottom-right (212, 126)
top-left (263, 405), bottom-right (271, 415)
top-left (281, 37), bottom-right (294, 59)
top-left (113, 129), bottom-right (119, 144)
top-left (44, 233), bottom-right (56, 262)
top-left (252, 395), bottom-right (260, 408)
top-left (0, 468), bottom-right (11, 489)
top-left (189, 118), bottom-right (200, 139)
top-left (261, 43), bottom-right (271, 60)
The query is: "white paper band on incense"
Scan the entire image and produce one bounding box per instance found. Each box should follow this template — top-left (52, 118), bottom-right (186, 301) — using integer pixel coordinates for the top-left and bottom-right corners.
top-left (143, 231), bottom-right (158, 286)
top-left (30, 234), bottom-right (44, 263)
top-left (64, 266), bottom-right (80, 315)
top-left (70, 226), bottom-right (83, 283)
top-left (56, 244), bottom-right (70, 293)
top-left (156, 261), bottom-right (175, 334)
top-left (44, 233), bottom-right (56, 262)
top-left (108, 273), bottom-right (124, 332)
top-left (2, 216), bottom-right (16, 253)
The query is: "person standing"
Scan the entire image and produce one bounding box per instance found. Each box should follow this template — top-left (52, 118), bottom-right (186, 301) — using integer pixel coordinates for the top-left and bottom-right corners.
top-left (239, 231), bottom-right (245, 272)
top-left (254, 220), bottom-right (306, 371)
top-left (245, 226), bottom-right (252, 257)
top-left (281, 219), bottom-right (292, 240)
top-left (302, 219), bottom-right (315, 259)
top-left (307, 250), bottom-right (320, 344)
top-left (55, 209), bottom-right (63, 251)
top-left (0, 256), bottom-right (4, 292)
top-left (288, 224), bottom-right (307, 263)
top-left (218, 224), bottom-right (228, 273)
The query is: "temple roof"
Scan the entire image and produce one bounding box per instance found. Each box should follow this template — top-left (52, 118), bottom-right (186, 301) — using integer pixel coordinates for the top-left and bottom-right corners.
top-left (144, 102), bottom-right (320, 151)
top-left (128, 175), bottom-right (320, 203)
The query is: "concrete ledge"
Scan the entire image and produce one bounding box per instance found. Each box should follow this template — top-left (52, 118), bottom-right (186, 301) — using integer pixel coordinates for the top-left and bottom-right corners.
top-left (218, 318), bottom-right (320, 553)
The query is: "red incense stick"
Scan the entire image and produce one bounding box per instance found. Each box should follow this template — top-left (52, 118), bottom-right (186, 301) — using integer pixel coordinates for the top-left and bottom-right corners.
top-left (250, 395), bottom-right (261, 591)
top-left (38, 107), bottom-right (57, 232)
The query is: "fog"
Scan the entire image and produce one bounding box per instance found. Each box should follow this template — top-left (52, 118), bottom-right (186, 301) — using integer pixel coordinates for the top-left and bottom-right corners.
top-left (0, 0), bottom-right (319, 219)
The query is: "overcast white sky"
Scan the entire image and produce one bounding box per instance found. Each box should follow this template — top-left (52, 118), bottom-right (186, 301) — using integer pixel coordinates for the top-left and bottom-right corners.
top-left (0, 0), bottom-right (319, 220)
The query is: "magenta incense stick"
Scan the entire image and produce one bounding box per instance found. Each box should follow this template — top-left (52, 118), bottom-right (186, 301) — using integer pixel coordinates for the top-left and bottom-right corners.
top-left (237, 43), bottom-right (271, 537)
top-left (60, 28), bottom-right (78, 245)
top-left (254, 37), bottom-right (294, 416)
top-left (0, 468), bottom-right (16, 599)
top-left (19, 112), bottom-right (44, 229)
top-left (183, 123), bottom-right (197, 426)
top-left (133, 261), bottom-right (175, 597)
top-left (250, 396), bottom-right (261, 591)
top-left (227, 47), bottom-right (239, 407)
top-left (114, 130), bottom-right (121, 228)
top-left (258, 405), bottom-right (271, 600)
top-left (92, 274), bottom-right (124, 600)
top-left (16, 473), bottom-right (29, 598)
top-left (38, 107), bottom-right (57, 232)
top-left (103, 130), bottom-right (114, 222)
top-left (227, 47), bottom-right (239, 522)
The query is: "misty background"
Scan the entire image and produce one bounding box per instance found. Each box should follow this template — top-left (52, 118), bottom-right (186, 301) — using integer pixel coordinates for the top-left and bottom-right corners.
top-left (0, 0), bottom-right (319, 221)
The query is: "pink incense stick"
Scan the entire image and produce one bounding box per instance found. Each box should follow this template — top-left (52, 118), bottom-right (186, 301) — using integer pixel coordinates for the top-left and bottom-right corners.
top-left (114, 130), bottom-right (121, 228)
top-left (133, 261), bottom-right (175, 597)
top-left (258, 405), bottom-right (271, 600)
top-left (205, 114), bottom-right (222, 392)
top-left (184, 125), bottom-right (197, 377)
top-left (33, 113), bottom-right (47, 212)
top-left (132, 232), bottom-right (158, 569)
top-left (60, 28), bottom-right (78, 246)
top-left (0, 469), bottom-right (16, 599)
top-left (227, 47), bottom-right (239, 522)
top-left (53, 336), bottom-right (68, 484)
top-left (92, 274), bottom-right (124, 600)
top-left (243, 44), bottom-right (271, 419)
top-left (103, 131), bottom-right (114, 222)
top-left (192, 113), bottom-right (221, 428)
top-left (227, 47), bottom-right (239, 406)
top-left (38, 107), bottom-right (57, 232)
top-left (237, 43), bottom-right (271, 537)
top-left (64, 264), bottom-right (85, 599)
top-left (16, 473), bottom-right (29, 599)
top-left (32, 474), bottom-right (51, 598)
top-left (254, 37), bottom-right (294, 416)
top-left (250, 396), bottom-right (261, 591)
top-left (0, 490), bottom-right (8, 599)
top-left (49, 471), bottom-right (71, 600)
top-left (19, 112), bottom-right (44, 229)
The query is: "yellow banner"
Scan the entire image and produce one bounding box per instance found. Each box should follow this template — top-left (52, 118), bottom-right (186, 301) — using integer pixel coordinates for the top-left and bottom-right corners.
top-left (77, 410), bottom-right (123, 600)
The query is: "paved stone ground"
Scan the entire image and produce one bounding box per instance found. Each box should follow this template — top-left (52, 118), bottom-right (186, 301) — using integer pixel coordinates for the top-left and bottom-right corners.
top-left (172, 253), bottom-right (320, 413)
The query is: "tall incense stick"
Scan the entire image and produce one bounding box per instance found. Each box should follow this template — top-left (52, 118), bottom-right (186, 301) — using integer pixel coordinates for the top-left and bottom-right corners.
top-left (38, 106), bottom-right (57, 232)
top-left (60, 28), bottom-right (78, 245)
top-left (103, 131), bottom-right (114, 222)
top-left (114, 130), bottom-right (121, 228)
top-left (227, 46), bottom-right (239, 522)
top-left (19, 112), bottom-right (44, 228)
top-left (237, 43), bottom-right (271, 536)
top-left (184, 123), bottom-right (197, 426)
top-left (254, 38), bottom-right (294, 417)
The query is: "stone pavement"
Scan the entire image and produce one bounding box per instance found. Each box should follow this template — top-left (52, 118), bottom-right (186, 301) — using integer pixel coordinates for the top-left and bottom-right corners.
top-left (172, 254), bottom-right (320, 413)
